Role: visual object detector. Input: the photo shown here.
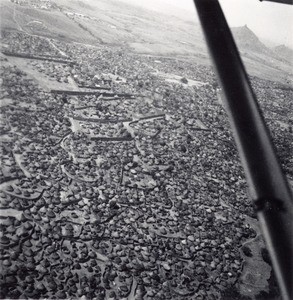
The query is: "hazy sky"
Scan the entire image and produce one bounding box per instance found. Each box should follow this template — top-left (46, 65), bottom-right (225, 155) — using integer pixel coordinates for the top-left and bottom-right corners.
top-left (122, 0), bottom-right (293, 48)
top-left (218, 0), bottom-right (292, 47)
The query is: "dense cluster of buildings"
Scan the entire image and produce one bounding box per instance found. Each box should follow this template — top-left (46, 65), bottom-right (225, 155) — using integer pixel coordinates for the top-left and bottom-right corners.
top-left (0, 27), bottom-right (292, 300)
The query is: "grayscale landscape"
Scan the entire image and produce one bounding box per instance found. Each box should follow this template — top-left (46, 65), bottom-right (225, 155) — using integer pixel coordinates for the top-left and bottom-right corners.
top-left (0, 0), bottom-right (292, 299)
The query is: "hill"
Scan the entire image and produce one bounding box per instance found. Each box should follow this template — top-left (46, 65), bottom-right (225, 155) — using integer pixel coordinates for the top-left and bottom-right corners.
top-left (0, 0), bottom-right (292, 83)
top-left (230, 25), bottom-right (293, 82)
top-left (231, 25), bottom-right (271, 54)
top-left (273, 45), bottom-right (293, 64)
top-left (0, 0), bottom-right (97, 43)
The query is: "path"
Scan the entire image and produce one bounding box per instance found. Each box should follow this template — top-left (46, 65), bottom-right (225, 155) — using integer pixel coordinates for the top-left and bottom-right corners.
top-left (13, 153), bottom-right (31, 178)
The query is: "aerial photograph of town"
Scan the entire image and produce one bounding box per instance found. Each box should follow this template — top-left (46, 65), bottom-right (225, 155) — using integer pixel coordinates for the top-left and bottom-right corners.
top-left (0, 0), bottom-right (292, 299)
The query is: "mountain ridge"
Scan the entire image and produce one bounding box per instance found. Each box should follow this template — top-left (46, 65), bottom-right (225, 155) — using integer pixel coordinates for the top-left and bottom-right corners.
top-left (231, 25), bottom-right (271, 54)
